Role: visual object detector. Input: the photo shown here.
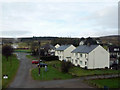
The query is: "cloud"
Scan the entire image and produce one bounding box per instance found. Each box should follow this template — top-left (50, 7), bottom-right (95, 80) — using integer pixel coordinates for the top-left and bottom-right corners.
top-left (91, 6), bottom-right (117, 29)
top-left (0, 0), bottom-right (118, 3)
top-left (1, 30), bottom-right (31, 37)
top-left (1, 1), bottom-right (118, 38)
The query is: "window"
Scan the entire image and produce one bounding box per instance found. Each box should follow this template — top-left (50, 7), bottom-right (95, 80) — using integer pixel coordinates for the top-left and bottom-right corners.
top-left (85, 62), bottom-right (87, 65)
top-left (80, 54), bottom-right (82, 57)
top-left (76, 53), bottom-right (77, 57)
top-left (75, 60), bottom-right (77, 63)
top-left (72, 59), bottom-right (73, 63)
top-left (80, 61), bottom-right (82, 65)
top-left (114, 48), bottom-right (119, 51)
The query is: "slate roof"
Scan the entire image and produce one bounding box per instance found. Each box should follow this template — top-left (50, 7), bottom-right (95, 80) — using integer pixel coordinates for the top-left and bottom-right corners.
top-left (72, 45), bottom-right (98, 53)
top-left (41, 44), bottom-right (55, 49)
top-left (56, 45), bottom-right (71, 51)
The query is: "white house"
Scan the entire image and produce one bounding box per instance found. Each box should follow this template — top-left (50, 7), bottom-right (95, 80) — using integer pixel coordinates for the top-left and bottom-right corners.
top-left (55, 45), bottom-right (76, 61)
top-left (71, 45), bottom-right (109, 69)
top-left (79, 40), bottom-right (85, 45)
top-left (55, 44), bottom-right (60, 49)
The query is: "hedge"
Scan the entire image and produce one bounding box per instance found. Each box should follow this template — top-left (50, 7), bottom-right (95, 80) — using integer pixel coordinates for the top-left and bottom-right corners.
top-left (41, 56), bottom-right (59, 61)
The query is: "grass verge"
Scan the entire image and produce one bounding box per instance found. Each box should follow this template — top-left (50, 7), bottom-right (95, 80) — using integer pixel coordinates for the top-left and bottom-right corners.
top-left (85, 77), bottom-right (120, 88)
top-left (2, 55), bottom-right (20, 88)
top-left (69, 66), bottom-right (119, 76)
top-left (26, 55), bottom-right (39, 60)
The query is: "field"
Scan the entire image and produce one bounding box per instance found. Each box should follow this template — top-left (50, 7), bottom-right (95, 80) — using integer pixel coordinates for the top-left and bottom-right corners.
top-left (14, 49), bottom-right (31, 53)
top-left (85, 78), bottom-right (120, 88)
top-left (2, 55), bottom-right (20, 88)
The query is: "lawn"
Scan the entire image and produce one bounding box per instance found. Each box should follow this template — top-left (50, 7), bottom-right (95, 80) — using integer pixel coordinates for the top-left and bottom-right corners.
top-left (2, 55), bottom-right (20, 88)
top-left (31, 65), bottom-right (74, 81)
top-left (85, 77), bottom-right (120, 88)
top-left (27, 55), bottom-right (119, 77)
top-left (14, 49), bottom-right (31, 53)
top-left (26, 55), bottom-right (39, 60)
top-left (69, 66), bottom-right (119, 77)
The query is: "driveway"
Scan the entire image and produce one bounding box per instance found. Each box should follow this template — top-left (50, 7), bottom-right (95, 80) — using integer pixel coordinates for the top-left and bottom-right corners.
top-left (8, 52), bottom-right (93, 88)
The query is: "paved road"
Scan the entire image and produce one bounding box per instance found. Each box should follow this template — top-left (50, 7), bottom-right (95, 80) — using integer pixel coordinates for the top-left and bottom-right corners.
top-left (8, 52), bottom-right (93, 88)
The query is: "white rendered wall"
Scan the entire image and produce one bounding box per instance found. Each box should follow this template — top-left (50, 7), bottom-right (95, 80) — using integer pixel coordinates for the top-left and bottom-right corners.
top-left (87, 45), bottom-right (109, 69)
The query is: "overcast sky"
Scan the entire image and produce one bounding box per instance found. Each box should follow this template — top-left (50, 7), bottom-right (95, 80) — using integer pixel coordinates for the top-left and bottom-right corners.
top-left (0, 0), bottom-right (118, 38)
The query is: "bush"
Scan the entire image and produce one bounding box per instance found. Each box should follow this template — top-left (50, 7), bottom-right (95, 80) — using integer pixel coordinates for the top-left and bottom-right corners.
top-left (2, 45), bottom-right (13, 61)
top-left (41, 56), bottom-right (59, 61)
top-left (61, 61), bottom-right (72, 73)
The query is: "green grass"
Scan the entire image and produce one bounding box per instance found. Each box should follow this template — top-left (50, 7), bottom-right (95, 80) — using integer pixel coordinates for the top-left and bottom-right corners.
top-left (31, 65), bottom-right (74, 80)
top-left (85, 78), bottom-right (120, 88)
top-left (2, 55), bottom-right (20, 88)
top-left (45, 61), bottom-right (61, 71)
top-left (17, 42), bottom-right (29, 48)
top-left (29, 55), bottom-right (74, 80)
top-left (27, 55), bottom-right (119, 77)
top-left (26, 55), bottom-right (39, 60)
top-left (14, 49), bottom-right (31, 53)
top-left (69, 66), bottom-right (119, 77)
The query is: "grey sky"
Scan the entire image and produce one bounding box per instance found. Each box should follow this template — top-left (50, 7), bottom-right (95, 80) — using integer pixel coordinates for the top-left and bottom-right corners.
top-left (0, 0), bottom-right (118, 38)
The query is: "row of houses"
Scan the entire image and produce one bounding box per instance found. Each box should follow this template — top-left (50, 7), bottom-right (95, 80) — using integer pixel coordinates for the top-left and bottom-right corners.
top-left (55, 44), bottom-right (110, 69)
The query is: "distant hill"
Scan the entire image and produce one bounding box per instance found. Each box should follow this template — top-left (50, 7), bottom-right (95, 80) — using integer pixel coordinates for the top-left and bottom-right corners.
top-left (1, 35), bottom-right (119, 46)
top-left (99, 35), bottom-right (120, 46)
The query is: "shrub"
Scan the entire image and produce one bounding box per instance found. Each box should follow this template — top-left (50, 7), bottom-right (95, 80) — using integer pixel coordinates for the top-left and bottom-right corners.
top-left (40, 56), bottom-right (59, 61)
top-left (61, 61), bottom-right (72, 73)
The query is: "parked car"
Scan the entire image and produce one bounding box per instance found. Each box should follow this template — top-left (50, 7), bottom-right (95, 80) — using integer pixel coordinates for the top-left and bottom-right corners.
top-left (32, 60), bottom-right (39, 64)
top-left (32, 60), bottom-right (42, 64)
top-left (38, 63), bottom-right (48, 67)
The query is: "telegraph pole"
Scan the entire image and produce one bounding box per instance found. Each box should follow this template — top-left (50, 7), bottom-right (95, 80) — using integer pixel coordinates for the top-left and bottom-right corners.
top-left (38, 41), bottom-right (41, 76)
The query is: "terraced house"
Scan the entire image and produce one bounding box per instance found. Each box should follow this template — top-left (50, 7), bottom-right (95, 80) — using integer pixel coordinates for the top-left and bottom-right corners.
top-left (71, 45), bottom-right (109, 69)
top-left (55, 45), bottom-right (76, 61)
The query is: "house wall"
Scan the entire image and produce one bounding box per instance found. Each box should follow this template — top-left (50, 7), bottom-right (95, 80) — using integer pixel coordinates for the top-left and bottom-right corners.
top-left (64, 45), bottom-right (76, 61)
top-left (55, 45), bottom-right (76, 61)
top-left (88, 45), bottom-right (109, 69)
top-left (71, 53), bottom-right (88, 67)
top-left (55, 50), bottom-right (64, 61)
top-left (55, 44), bottom-right (60, 49)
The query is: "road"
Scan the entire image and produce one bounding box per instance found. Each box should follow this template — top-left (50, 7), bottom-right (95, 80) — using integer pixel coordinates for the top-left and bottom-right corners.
top-left (8, 52), bottom-right (93, 88)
